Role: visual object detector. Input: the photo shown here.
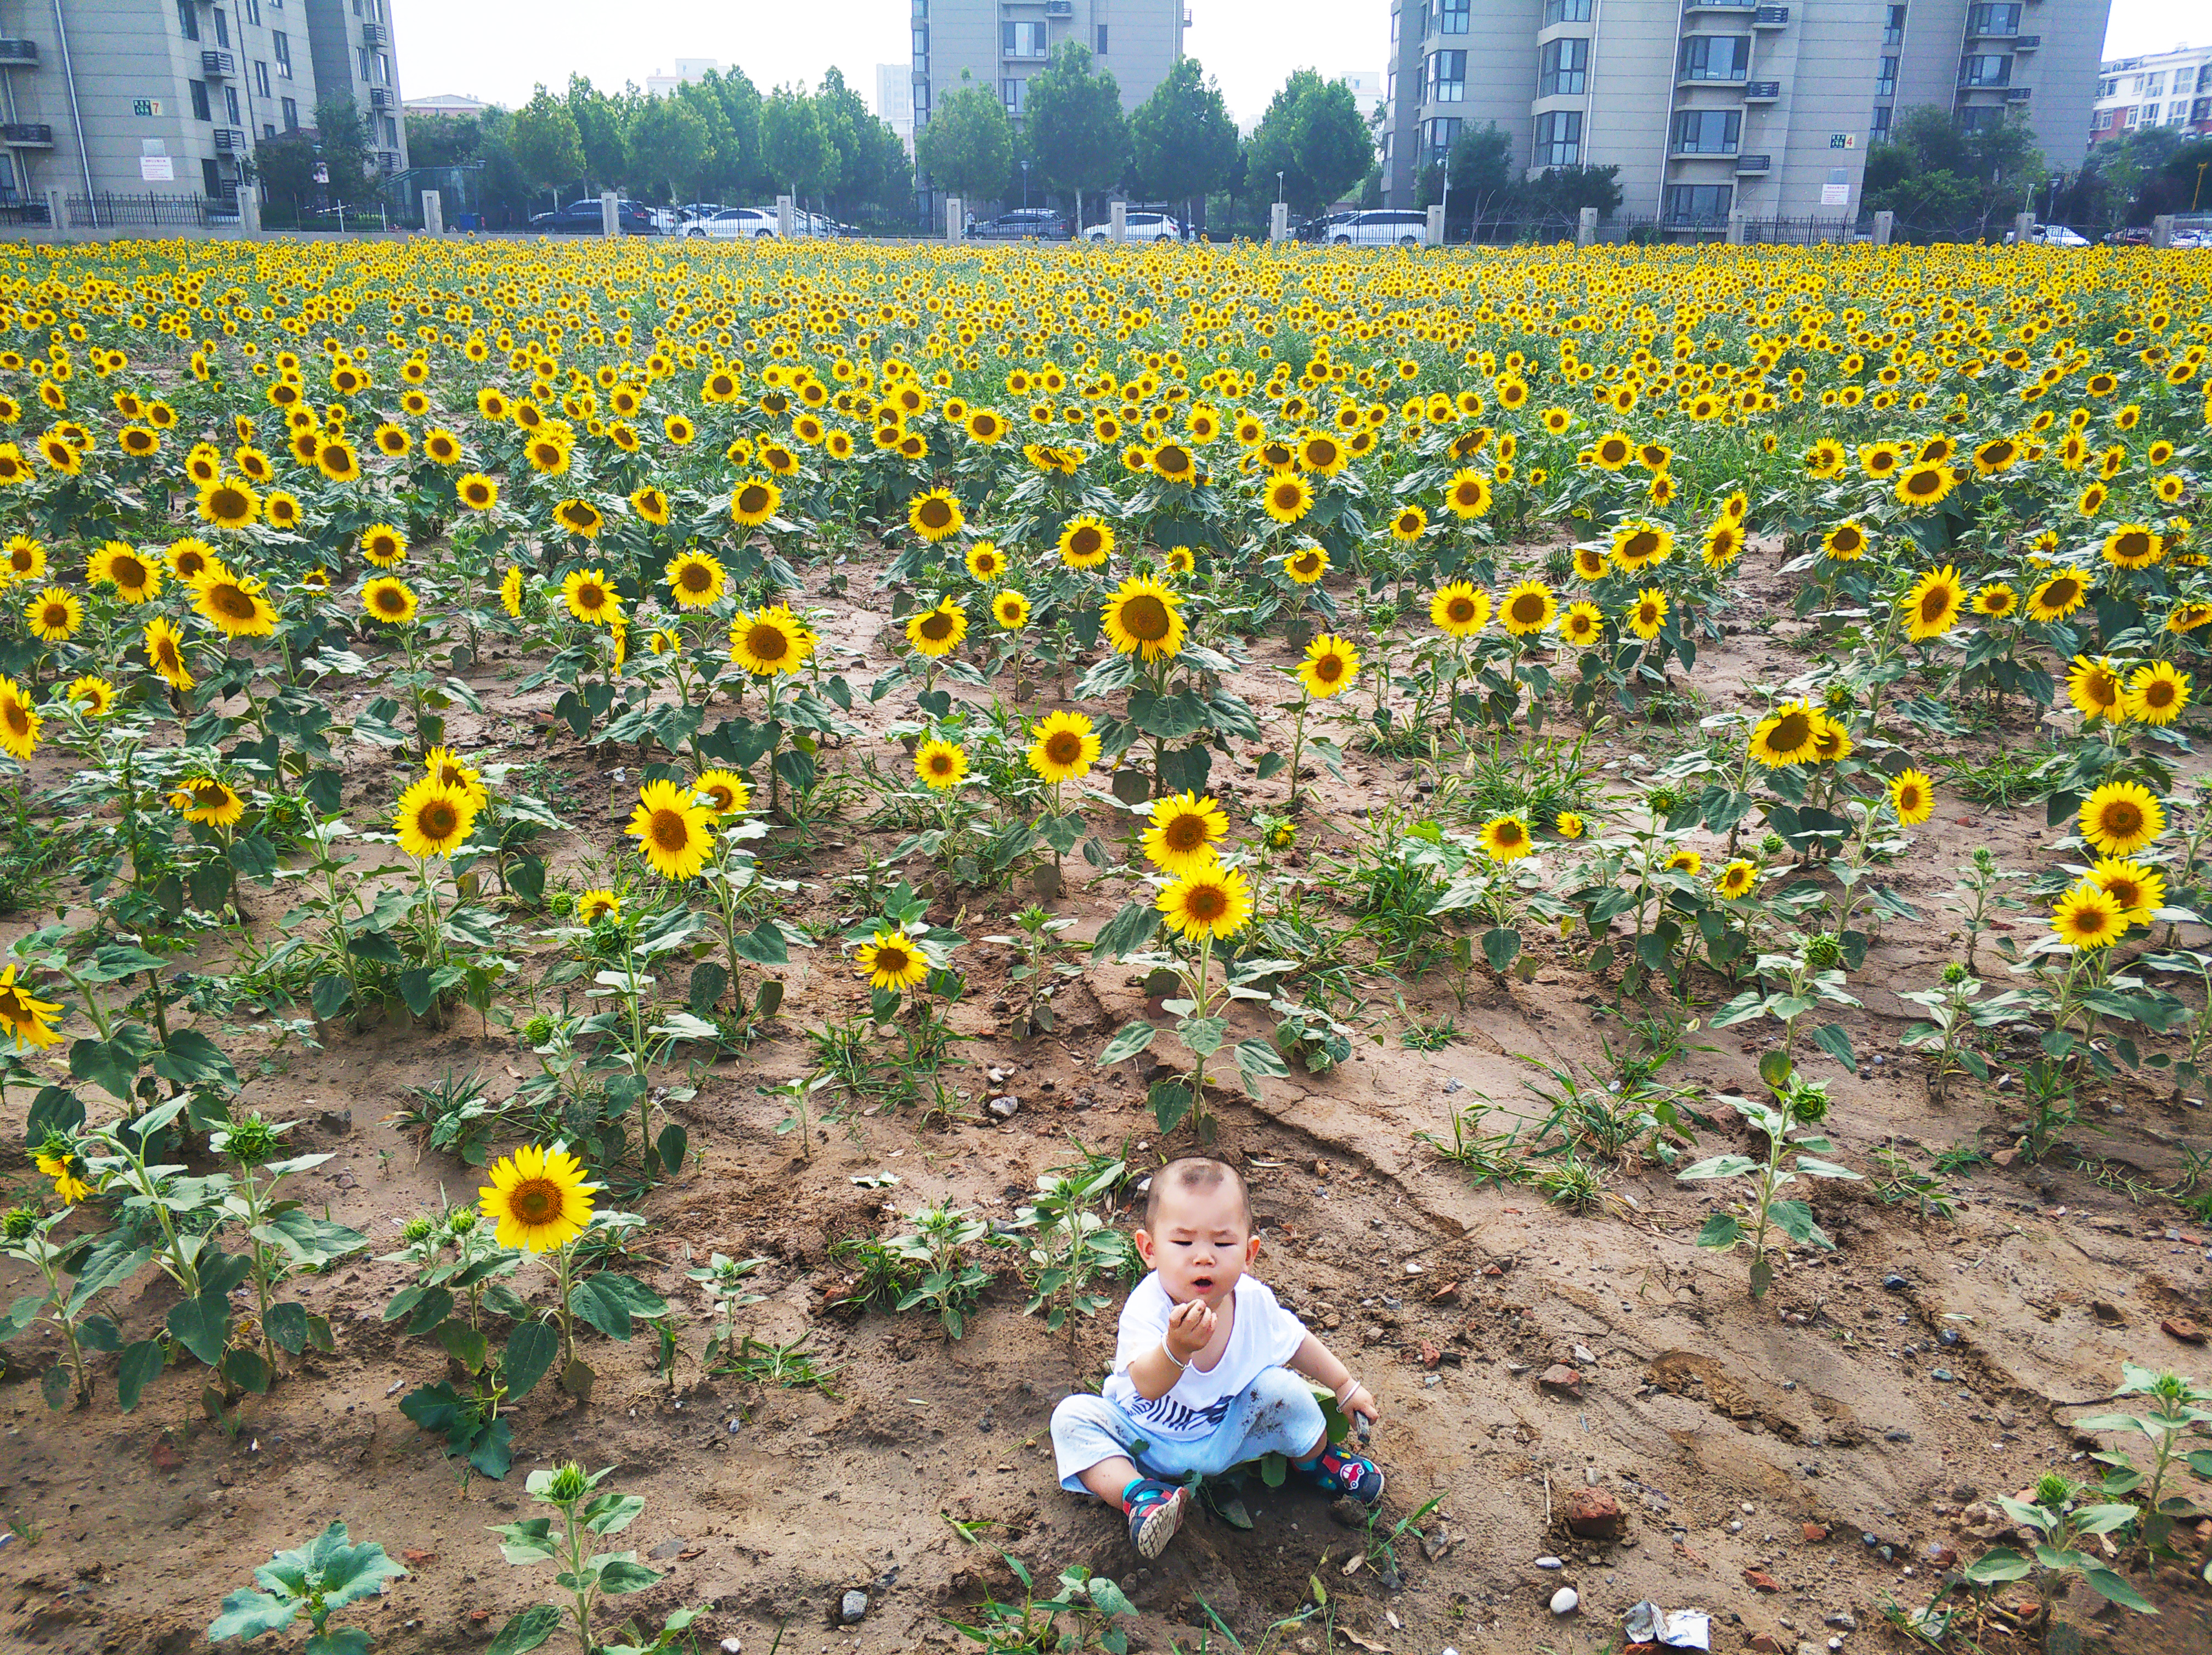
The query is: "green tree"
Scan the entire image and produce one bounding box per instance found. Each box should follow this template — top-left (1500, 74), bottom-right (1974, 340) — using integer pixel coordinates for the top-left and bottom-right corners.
top-left (917, 77), bottom-right (1016, 207)
top-left (313, 98), bottom-right (379, 205)
top-left (695, 67), bottom-right (765, 198)
top-left (507, 84), bottom-right (585, 206)
top-left (1245, 69), bottom-right (1372, 218)
top-left (814, 67), bottom-right (912, 217)
top-left (1130, 56), bottom-right (1238, 227)
top-left (566, 73), bottom-right (628, 192)
top-left (1025, 42), bottom-right (1128, 229)
top-left (1417, 120), bottom-right (1513, 232)
top-left (405, 113), bottom-right (481, 171)
top-left (473, 108), bottom-right (540, 226)
top-left (1864, 106), bottom-right (2045, 239)
top-left (1517, 162), bottom-right (1623, 224)
top-left (761, 83), bottom-right (839, 206)
top-left (627, 92), bottom-right (715, 202)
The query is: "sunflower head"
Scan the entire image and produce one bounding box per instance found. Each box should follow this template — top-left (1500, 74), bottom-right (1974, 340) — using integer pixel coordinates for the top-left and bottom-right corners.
top-left (478, 1142), bottom-right (595, 1253)
top-left (1296, 633), bottom-right (1359, 700)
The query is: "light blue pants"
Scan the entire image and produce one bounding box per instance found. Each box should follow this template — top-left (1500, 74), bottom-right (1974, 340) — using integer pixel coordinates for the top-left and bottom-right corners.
top-left (1051, 1365), bottom-right (1327, 1493)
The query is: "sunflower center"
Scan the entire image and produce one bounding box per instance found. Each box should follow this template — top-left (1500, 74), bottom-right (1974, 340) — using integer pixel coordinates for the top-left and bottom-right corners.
top-left (649, 807), bottom-right (690, 852)
top-left (875, 945), bottom-right (911, 975)
top-left (1918, 588), bottom-right (1950, 622)
top-left (418, 798), bottom-right (459, 840)
top-left (2144, 681), bottom-right (2176, 709)
top-left (577, 586), bottom-right (606, 612)
top-left (211, 585), bottom-right (257, 620)
top-left (2106, 878), bottom-right (2141, 907)
top-left (679, 564), bottom-right (713, 593)
top-left (919, 498), bottom-right (953, 528)
top-left (1454, 482), bottom-right (1481, 505)
top-left (2117, 532), bottom-right (2148, 559)
top-left (509, 1176), bottom-right (562, 1226)
top-left (1496, 824), bottom-right (1525, 847)
top-left (375, 588), bottom-right (405, 614)
top-left (193, 784), bottom-right (228, 809)
top-left (917, 611), bottom-right (955, 641)
top-left (1510, 595), bottom-right (1545, 625)
top-left (41, 604), bottom-right (67, 627)
top-left (1447, 596), bottom-right (1476, 624)
top-left (1624, 531), bottom-right (1657, 560)
top-left (1071, 527), bottom-right (1101, 556)
top-left (1184, 885), bottom-right (1227, 921)
top-left (1164, 814), bottom-right (1209, 852)
top-left (1639, 603), bottom-right (1659, 624)
top-left (4, 703), bottom-right (29, 735)
top-left (1158, 445), bottom-right (1190, 473)
top-left (1771, 711), bottom-right (1813, 751)
top-left (1908, 470), bottom-right (1939, 496)
top-left (926, 752), bottom-right (955, 776)
top-left (1292, 553), bottom-right (1321, 576)
top-left (2101, 802), bottom-right (2142, 838)
top-left (1314, 654), bottom-right (1345, 682)
top-left (1046, 731), bottom-right (1084, 765)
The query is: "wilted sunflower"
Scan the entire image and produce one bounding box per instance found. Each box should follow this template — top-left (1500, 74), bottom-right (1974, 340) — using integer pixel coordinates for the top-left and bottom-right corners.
top-left (2120, 660), bottom-right (2188, 725)
top-left (1899, 565), bottom-right (1965, 641)
top-left (728, 605), bottom-right (815, 675)
top-left (2065, 655), bottom-right (2126, 723)
top-left (1144, 791), bottom-right (1229, 876)
top-left (1499, 579), bottom-right (1556, 637)
top-left (1430, 581), bottom-right (1490, 638)
top-left (1296, 633), bottom-right (1359, 699)
top-left (992, 589), bottom-right (1031, 629)
top-left (361, 576), bottom-right (417, 625)
top-left (729, 476), bottom-right (782, 527)
top-left (478, 1142), bottom-right (594, 1253)
top-left (1889, 768), bottom-right (1935, 826)
top-left (627, 778), bottom-right (714, 880)
top-left (855, 927), bottom-right (929, 992)
top-left (665, 550), bottom-right (726, 609)
top-left (1747, 700), bottom-right (1821, 768)
top-left (905, 596), bottom-right (968, 658)
top-left (168, 775), bottom-right (247, 827)
top-left (1101, 575), bottom-right (1187, 661)
top-left (0, 675), bottom-right (41, 762)
top-left (2079, 781), bottom-right (2164, 857)
top-left (1027, 710), bottom-right (1101, 784)
top-left (2050, 883), bottom-right (2125, 952)
top-left (907, 487), bottom-right (965, 543)
top-left (1058, 515), bottom-right (1114, 568)
top-left (1156, 859), bottom-right (1252, 942)
top-left (913, 737), bottom-right (968, 790)
top-left (1478, 814), bottom-right (1532, 862)
top-left (25, 586), bottom-right (81, 643)
top-left (359, 522), bottom-right (408, 567)
top-left (394, 775), bottom-right (477, 858)
top-left (193, 566), bottom-right (279, 638)
top-left (143, 616), bottom-right (194, 689)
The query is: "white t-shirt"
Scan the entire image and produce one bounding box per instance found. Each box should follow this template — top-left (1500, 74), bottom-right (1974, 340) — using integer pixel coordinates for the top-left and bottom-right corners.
top-left (1101, 1273), bottom-right (1309, 1442)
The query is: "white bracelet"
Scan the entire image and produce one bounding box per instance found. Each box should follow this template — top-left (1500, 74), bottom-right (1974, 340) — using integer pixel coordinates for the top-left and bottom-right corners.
top-left (1335, 1376), bottom-right (1361, 1404)
top-left (1163, 1342), bottom-right (1190, 1371)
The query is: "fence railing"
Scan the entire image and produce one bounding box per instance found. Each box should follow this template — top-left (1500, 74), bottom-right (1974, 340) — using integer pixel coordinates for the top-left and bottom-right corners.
top-left (0, 196), bottom-right (50, 225)
top-left (67, 192), bottom-right (224, 228)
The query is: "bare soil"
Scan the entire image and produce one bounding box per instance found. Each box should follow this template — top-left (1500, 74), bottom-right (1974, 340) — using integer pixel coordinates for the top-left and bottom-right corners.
top-left (4, 536), bottom-right (2211, 1655)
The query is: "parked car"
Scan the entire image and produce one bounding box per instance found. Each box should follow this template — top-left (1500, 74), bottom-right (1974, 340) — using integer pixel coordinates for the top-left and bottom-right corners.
top-left (1321, 209), bottom-right (1430, 247)
top-left (2105, 226), bottom-right (2154, 246)
top-left (676, 201), bottom-right (725, 223)
top-left (1294, 211), bottom-right (1358, 243)
top-left (529, 198), bottom-right (658, 235)
top-left (2004, 222), bottom-right (2088, 246)
top-left (2171, 226), bottom-right (2210, 249)
top-left (1083, 210), bottom-right (1186, 241)
top-left (684, 206), bottom-right (780, 239)
top-left (968, 208), bottom-right (1071, 241)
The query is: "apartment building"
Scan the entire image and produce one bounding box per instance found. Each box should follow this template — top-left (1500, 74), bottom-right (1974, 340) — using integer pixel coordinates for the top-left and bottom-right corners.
top-left (2089, 43), bottom-right (2212, 147)
top-left (303, 0), bottom-right (405, 172)
top-left (0, 0), bottom-right (341, 206)
top-left (1381, 0), bottom-right (2109, 228)
top-left (646, 59), bottom-right (723, 100)
top-left (909, 0), bottom-right (1183, 138)
top-left (877, 63), bottom-right (915, 152)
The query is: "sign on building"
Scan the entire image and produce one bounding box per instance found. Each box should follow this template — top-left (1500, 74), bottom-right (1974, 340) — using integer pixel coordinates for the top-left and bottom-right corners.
top-left (132, 98), bottom-right (165, 117)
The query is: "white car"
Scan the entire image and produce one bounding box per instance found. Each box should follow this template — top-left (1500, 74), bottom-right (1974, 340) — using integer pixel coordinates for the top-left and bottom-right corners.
top-left (685, 207), bottom-right (779, 240)
top-left (1084, 210), bottom-right (1186, 242)
top-left (1324, 209), bottom-right (1429, 247)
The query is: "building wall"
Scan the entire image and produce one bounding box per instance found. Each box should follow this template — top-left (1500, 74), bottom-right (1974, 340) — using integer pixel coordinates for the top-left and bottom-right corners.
top-left (913, 0), bottom-right (1184, 188)
top-left (302, 0), bottom-right (406, 173)
top-left (876, 63), bottom-right (913, 151)
top-left (1381, 0), bottom-right (2111, 226)
top-left (0, 0), bottom-right (336, 201)
top-left (2089, 44), bottom-right (2211, 148)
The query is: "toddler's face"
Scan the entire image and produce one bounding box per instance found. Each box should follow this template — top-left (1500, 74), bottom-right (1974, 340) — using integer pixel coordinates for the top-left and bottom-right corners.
top-left (1138, 1179), bottom-right (1259, 1310)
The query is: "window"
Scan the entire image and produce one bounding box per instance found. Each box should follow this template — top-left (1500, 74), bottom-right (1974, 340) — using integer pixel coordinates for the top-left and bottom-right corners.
top-left (1383, 131), bottom-right (1393, 164)
top-left (2125, 103), bottom-right (2145, 128)
top-left (2199, 65), bottom-right (2212, 90)
top-left (913, 24), bottom-right (928, 56)
top-left (1957, 105), bottom-right (2004, 131)
top-left (1542, 0), bottom-right (1590, 20)
top-left (1001, 78), bottom-right (1025, 114)
top-left (203, 158), bottom-right (223, 198)
top-left (1958, 53), bottom-right (2011, 88)
top-left (1533, 109), bottom-right (1581, 165)
top-left (273, 31), bottom-right (291, 75)
top-left (177, 0), bottom-right (199, 40)
top-left (214, 7), bottom-right (230, 46)
top-left (1095, 23), bottom-right (1108, 53)
top-left (2138, 72), bottom-right (2164, 96)
top-left (1679, 36), bottom-right (1751, 82)
top-left (915, 77), bottom-right (929, 112)
top-left (358, 46), bottom-right (372, 82)
top-left (263, 121), bottom-right (276, 138)
top-left (1876, 57), bottom-right (1897, 97)
top-left (1884, 3), bottom-right (1905, 46)
top-left (375, 51), bottom-right (388, 83)
top-left (1663, 183), bottom-right (1731, 223)
top-left (1871, 103), bottom-right (1893, 135)
top-left (281, 95), bottom-right (298, 127)
top-left (1001, 21), bottom-right (1046, 57)
top-left (381, 114), bottom-right (398, 145)
top-left (1390, 7), bottom-right (1400, 44)
top-left (2170, 101), bottom-right (2191, 125)
top-left (1439, 0), bottom-right (1469, 33)
top-left (1430, 49), bottom-right (1466, 102)
top-left (1386, 67), bottom-right (1397, 105)
top-left (190, 80), bottom-right (212, 121)
top-left (1673, 108), bottom-right (1740, 153)
top-left (253, 59), bottom-right (270, 96)
top-left (244, 0), bottom-right (259, 20)
top-left (2197, 96), bottom-right (2212, 123)
top-left (1540, 37), bottom-right (1589, 95)
top-left (1424, 115), bottom-right (1460, 159)
top-left (1965, 3), bottom-right (2019, 34)
top-left (225, 85), bottom-right (241, 123)
top-left (2098, 77), bottom-right (2118, 97)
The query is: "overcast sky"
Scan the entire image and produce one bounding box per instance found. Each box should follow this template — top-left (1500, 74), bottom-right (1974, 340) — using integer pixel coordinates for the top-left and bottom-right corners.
top-left (403, 0), bottom-right (2183, 130)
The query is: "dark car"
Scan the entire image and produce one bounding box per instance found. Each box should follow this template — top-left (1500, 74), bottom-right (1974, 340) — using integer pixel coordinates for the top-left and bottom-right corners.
top-left (2105, 226), bottom-right (2154, 247)
top-left (968, 208), bottom-right (1071, 241)
top-left (1293, 211), bottom-right (1357, 243)
top-left (529, 198), bottom-right (658, 235)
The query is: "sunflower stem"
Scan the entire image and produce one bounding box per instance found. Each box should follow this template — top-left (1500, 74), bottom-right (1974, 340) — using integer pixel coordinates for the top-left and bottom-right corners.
top-left (1286, 696), bottom-right (1310, 812)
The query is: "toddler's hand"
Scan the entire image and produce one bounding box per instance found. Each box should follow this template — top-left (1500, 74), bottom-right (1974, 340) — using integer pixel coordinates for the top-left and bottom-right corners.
top-left (1341, 1383), bottom-right (1379, 1424)
top-left (1164, 1297), bottom-right (1216, 1360)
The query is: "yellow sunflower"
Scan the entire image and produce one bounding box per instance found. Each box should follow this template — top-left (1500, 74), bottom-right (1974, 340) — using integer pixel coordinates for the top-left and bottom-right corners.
top-left (1156, 859), bottom-right (1253, 942)
top-left (993, 589), bottom-right (1032, 629)
top-left (730, 476), bottom-right (781, 526)
top-left (1102, 575), bottom-right (1187, 661)
top-left (2079, 781), bottom-right (2164, 857)
top-left (2050, 883), bottom-right (2125, 952)
top-left (89, 541), bottom-right (160, 603)
top-left (456, 472), bottom-right (499, 511)
top-left (964, 542), bottom-right (1008, 582)
top-left (1430, 581), bottom-right (1491, 638)
top-left (1058, 515), bottom-right (1115, 569)
top-left (1894, 463), bottom-right (1956, 508)
top-left (577, 889), bottom-right (623, 926)
top-left (361, 576), bottom-right (417, 625)
top-left (1499, 580), bottom-right (1556, 637)
top-left (728, 605), bottom-right (815, 675)
top-left (692, 768), bottom-right (752, 817)
top-left (65, 675), bottom-right (115, 716)
top-left (0, 964), bottom-right (64, 1050)
top-left (1610, 521), bottom-right (1672, 572)
top-left (562, 568), bottom-right (622, 627)
top-left (1389, 504), bottom-right (1427, 542)
top-left (1717, 860), bottom-right (1758, 899)
top-left (1899, 566), bottom-right (1965, 642)
top-left (1626, 588), bottom-right (1668, 641)
top-left (907, 487), bottom-right (965, 543)
top-left (914, 737), bottom-right (968, 790)
top-left (855, 928), bottom-right (930, 991)
top-left (1972, 583), bottom-right (2018, 618)
top-left (1821, 521), bottom-right (1868, 561)
top-left (905, 596), bottom-right (968, 658)
top-left (1889, 768), bottom-right (1935, 826)
top-left (2065, 655), bottom-right (2126, 723)
top-left (478, 1142), bottom-right (595, 1253)
top-left (196, 476), bottom-right (260, 529)
top-left (0, 675), bottom-right (41, 761)
top-left (2026, 571), bottom-right (2090, 623)
top-left (394, 775), bottom-right (477, 858)
top-left (1028, 711), bottom-right (1101, 784)
top-left (1443, 468), bottom-right (1492, 520)
top-left (2101, 524), bottom-right (2164, 571)
top-left (1478, 815), bottom-right (1532, 862)
top-left (25, 586), bottom-right (81, 643)
top-left (1295, 633), bottom-right (1359, 699)
top-left (627, 778), bottom-right (715, 880)
top-left (2087, 857), bottom-right (2165, 924)
top-left (2124, 660), bottom-right (2190, 725)
top-left (1144, 791), bottom-right (1230, 876)
top-left (193, 566), bottom-right (280, 638)
top-left (168, 775), bottom-right (247, 827)
top-left (143, 616), bottom-right (194, 689)
top-left (1747, 701), bottom-right (1821, 768)
top-left (665, 550), bottom-right (727, 610)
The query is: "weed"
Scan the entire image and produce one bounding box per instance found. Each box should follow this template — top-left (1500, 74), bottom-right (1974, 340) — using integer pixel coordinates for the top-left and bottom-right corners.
top-left (715, 1335), bottom-right (842, 1397)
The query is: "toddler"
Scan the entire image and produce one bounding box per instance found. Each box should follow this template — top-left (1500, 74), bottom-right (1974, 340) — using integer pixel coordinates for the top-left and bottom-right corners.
top-left (1049, 1156), bottom-right (1383, 1557)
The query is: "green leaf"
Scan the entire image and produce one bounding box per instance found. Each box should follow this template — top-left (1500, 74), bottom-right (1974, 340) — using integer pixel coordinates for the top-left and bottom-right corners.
top-left (1147, 1081), bottom-right (1192, 1134)
top-left (1767, 1199), bottom-right (1834, 1249)
top-left (2079, 1566), bottom-right (2156, 1613)
top-left (1809, 1022), bottom-right (1857, 1073)
top-left (40, 1363), bottom-right (71, 1409)
top-left (1177, 1015), bottom-right (1227, 1057)
top-left (264, 1301), bottom-right (310, 1356)
top-left (434, 1318), bottom-right (491, 1374)
top-left (1481, 927), bottom-right (1521, 972)
top-left (149, 1028), bottom-right (238, 1090)
top-left (167, 1291), bottom-right (232, 1366)
top-left (1097, 1020), bottom-right (1159, 1065)
top-left (594, 1558), bottom-right (662, 1595)
top-left (65, 1235), bottom-right (152, 1316)
top-left (469, 1416), bottom-right (514, 1479)
top-left (487, 1604), bottom-right (563, 1655)
top-left (1091, 902), bottom-right (1160, 962)
top-left (223, 1347), bottom-right (272, 1394)
top-left (1757, 1050), bottom-right (1793, 1091)
top-left (1678, 1154), bottom-right (1759, 1181)
top-left (733, 919), bottom-right (788, 965)
top-left (304, 1631), bottom-right (376, 1655)
top-left (656, 1123), bottom-right (688, 1178)
top-left (1694, 1213), bottom-right (1741, 1249)
top-left (69, 1033), bottom-right (148, 1101)
top-left (503, 1321), bottom-right (559, 1400)
top-left (117, 1339), bottom-right (166, 1411)
top-left (210, 1589), bottom-right (301, 1643)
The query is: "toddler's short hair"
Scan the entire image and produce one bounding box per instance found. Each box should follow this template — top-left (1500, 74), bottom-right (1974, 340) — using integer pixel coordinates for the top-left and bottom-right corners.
top-left (1144, 1156), bottom-right (1251, 1232)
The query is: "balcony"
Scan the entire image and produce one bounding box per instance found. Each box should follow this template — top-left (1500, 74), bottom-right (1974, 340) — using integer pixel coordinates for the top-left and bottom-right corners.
top-left (1, 122), bottom-right (53, 146)
top-left (2012, 34), bottom-right (2039, 49)
top-left (1743, 80), bottom-right (1781, 100)
top-left (213, 127), bottom-right (247, 151)
top-left (1671, 146), bottom-right (1740, 159)
top-left (1753, 5), bottom-right (1789, 25)
top-left (369, 87), bottom-right (392, 109)
top-left (360, 22), bottom-right (385, 46)
top-left (200, 49), bottom-right (233, 77)
top-left (1683, 1), bottom-right (1755, 9)
top-left (0, 38), bottom-right (37, 64)
top-left (1043, 1), bottom-right (1073, 12)
top-left (1735, 152), bottom-right (1771, 173)
top-left (2004, 86), bottom-right (2033, 102)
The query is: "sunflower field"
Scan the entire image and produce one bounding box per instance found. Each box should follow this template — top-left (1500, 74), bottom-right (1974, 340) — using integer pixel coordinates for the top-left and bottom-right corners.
top-left (3, 234), bottom-right (2212, 1649)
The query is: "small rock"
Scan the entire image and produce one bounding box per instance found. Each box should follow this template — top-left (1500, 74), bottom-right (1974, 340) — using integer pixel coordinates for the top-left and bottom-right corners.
top-left (1825, 1613), bottom-right (1858, 1631)
top-left (987, 1095), bottom-right (1020, 1119)
top-left (1745, 1569), bottom-right (1782, 1593)
top-left (1883, 1429), bottom-right (1912, 1443)
top-left (1421, 1525), bottom-right (1454, 1561)
top-left (1538, 1364), bottom-right (1583, 1399)
top-left (648, 1538), bottom-right (690, 1561)
top-left (1443, 1078), bottom-right (1463, 1094)
top-left (2162, 1316), bottom-right (2207, 1345)
top-left (2091, 1301), bottom-right (2126, 1327)
top-left (1802, 1523), bottom-right (1829, 1543)
top-left (1549, 1587), bottom-right (1579, 1616)
top-left (1750, 1637), bottom-right (1787, 1654)
top-left (1882, 1275), bottom-right (1908, 1292)
top-left (838, 1590), bottom-right (868, 1625)
top-left (1937, 1327), bottom-right (1960, 1347)
top-left (1565, 1487), bottom-right (1623, 1539)
top-left (1572, 1343), bottom-right (1596, 1366)
top-left (720, 1642), bottom-right (742, 1654)
top-left (1930, 1369), bottom-right (1955, 1383)
top-left (1534, 1555), bottom-right (1565, 1569)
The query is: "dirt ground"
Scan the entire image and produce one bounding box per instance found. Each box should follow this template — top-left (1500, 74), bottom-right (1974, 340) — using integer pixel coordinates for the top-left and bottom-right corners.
top-left (4, 534), bottom-right (2210, 1655)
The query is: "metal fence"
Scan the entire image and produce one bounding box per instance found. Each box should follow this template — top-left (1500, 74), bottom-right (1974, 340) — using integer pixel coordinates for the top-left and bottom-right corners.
top-left (66, 192), bottom-right (225, 229)
top-left (1737, 216), bottom-right (1854, 245)
top-left (0, 198), bottom-right (50, 226)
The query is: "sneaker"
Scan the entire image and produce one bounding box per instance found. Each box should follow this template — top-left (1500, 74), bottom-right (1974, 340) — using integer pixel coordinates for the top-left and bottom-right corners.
top-left (1300, 1442), bottom-right (1385, 1505)
top-left (1122, 1478), bottom-right (1190, 1558)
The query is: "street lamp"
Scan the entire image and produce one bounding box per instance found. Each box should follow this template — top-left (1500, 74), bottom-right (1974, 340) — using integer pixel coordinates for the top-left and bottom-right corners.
top-left (1021, 158), bottom-right (1030, 210)
top-left (1276, 170), bottom-right (1284, 205)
